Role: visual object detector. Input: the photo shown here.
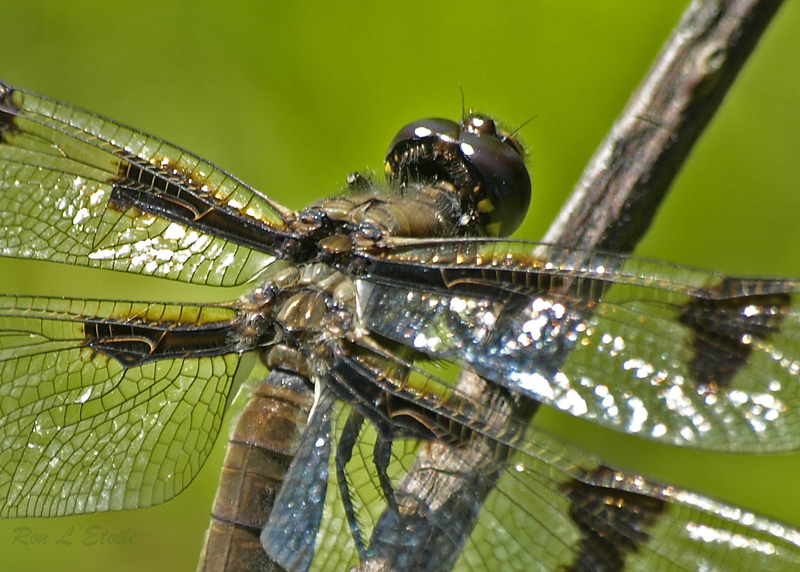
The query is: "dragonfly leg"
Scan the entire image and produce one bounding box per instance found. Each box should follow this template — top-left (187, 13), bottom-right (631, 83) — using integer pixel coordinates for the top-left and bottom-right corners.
top-left (373, 430), bottom-right (400, 515)
top-left (335, 409), bottom-right (368, 560)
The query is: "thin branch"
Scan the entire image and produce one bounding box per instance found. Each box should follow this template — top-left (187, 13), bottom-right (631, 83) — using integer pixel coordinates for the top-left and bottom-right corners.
top-left (543, 0), bottom-right (785, 253)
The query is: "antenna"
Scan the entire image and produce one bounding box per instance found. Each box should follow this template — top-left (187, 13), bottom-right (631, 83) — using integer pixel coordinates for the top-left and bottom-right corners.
top-left (505, 114), bottom-right (538, 141)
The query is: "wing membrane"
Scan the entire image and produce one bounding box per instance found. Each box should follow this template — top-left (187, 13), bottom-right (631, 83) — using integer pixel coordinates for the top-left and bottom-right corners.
top-left (0, 295), bottom-right (242, 517)
top-left (263, 359), bottom-right (800, 572)
top-left (0, 81), bottom-right (299, 286)
top-left (356, 239), bottom-right (800, 453)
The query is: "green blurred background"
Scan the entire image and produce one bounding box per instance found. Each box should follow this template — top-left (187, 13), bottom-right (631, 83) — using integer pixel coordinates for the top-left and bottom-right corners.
top-left (1, 1), bottom-right (799, 570)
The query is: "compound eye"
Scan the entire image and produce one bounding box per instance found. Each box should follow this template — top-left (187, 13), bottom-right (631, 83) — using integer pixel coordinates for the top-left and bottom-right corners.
top-left (385, 118), bottom-right (460, 164)
top-left (459, 128), bottom-right (531, 236)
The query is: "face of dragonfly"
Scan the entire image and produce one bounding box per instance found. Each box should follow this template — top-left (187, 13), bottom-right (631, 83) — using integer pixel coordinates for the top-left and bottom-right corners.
top-left (1, 3), bottom-right (800, 572)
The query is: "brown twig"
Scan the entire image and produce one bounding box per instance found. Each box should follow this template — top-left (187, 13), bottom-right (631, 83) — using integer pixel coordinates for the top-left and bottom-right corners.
top-left (543, 0), bottom-right (785, 253)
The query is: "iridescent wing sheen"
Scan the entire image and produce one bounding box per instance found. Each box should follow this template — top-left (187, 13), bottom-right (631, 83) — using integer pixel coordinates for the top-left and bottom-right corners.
top-left (0, 295), bottom-right (243, 517)
top-left (354, 239), bottom-right (800, 453)
top-left (263, 366), bottom-right (800, 572)
top-left (0, 81), bottom-right (298, 287)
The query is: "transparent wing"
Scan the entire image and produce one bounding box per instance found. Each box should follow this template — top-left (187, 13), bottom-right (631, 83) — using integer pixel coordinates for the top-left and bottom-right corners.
top-left (356, 239), bottom-right (800, 453)
top-left (263, 354), bottom-right (800, 572)
top-left (0, 81), bottom-right (299, 287)
top-left (0, 294), bottom-right (242, 517)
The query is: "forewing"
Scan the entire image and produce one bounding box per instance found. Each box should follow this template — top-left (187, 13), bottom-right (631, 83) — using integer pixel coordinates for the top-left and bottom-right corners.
top-left (0, 295), bottom-right (242, 517)
top-left (0, 81), bottom-right (298, 286)
top-left (356, 239), bottom-right (800, 453)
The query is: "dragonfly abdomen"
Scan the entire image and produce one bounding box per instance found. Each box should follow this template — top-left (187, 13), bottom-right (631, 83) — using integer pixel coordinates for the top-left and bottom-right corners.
top-left (198, 370), bottom-right (313, 572)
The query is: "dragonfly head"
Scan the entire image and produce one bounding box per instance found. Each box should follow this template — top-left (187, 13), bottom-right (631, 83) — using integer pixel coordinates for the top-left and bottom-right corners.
top-left (384, 114), bottom-right (531, 237)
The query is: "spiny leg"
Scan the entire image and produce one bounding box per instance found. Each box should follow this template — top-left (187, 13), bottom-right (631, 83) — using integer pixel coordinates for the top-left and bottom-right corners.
top-left (373, 429), bottom-right (400, 515)
top-left (336, 409), bottom-right (367, 560)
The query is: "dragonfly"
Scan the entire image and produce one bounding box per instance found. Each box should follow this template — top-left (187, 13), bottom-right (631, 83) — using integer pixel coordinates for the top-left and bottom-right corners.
top-left (1, 79), bottom-right (800, 572)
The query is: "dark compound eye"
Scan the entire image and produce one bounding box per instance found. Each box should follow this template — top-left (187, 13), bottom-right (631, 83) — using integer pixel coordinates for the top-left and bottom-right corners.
top-left (384, 115), bottom-right (531, 237)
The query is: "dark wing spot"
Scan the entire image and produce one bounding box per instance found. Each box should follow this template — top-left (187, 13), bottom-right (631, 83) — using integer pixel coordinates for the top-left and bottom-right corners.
top-left (107, 159), bottom-right (310, 260)
top-left (0, 84), bottom-right (21, 139)
top-left (108, 157), bottom-right (209, 216)
top-left (83, 319), bottom-right (248, 367)
top-left (562, 466), bottom-right (666, 572)
top-left (679, 278), bottom-right (792, 391)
